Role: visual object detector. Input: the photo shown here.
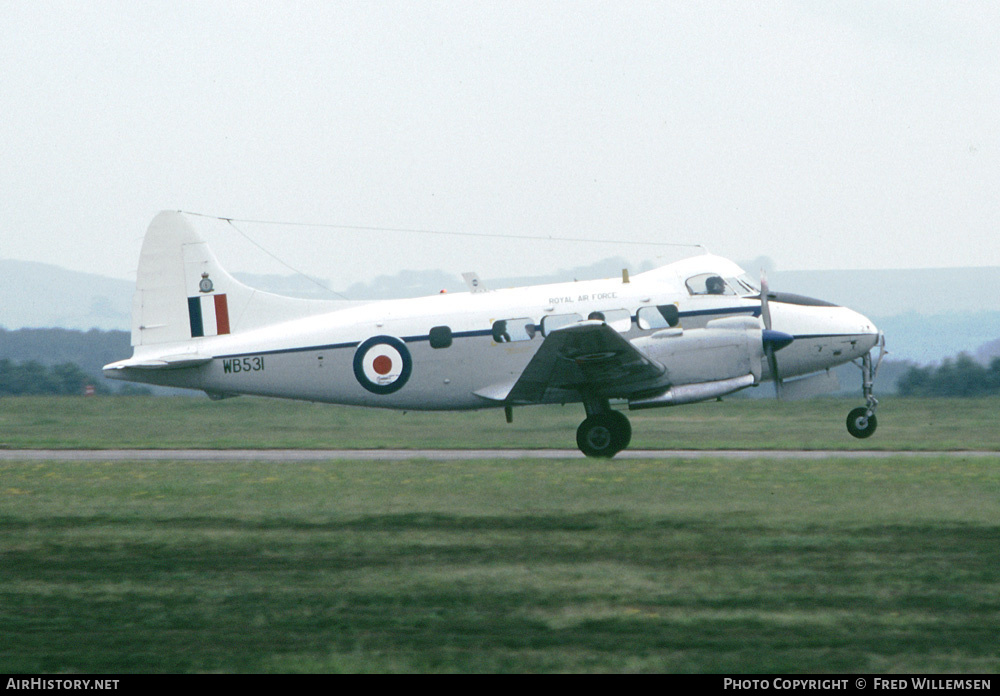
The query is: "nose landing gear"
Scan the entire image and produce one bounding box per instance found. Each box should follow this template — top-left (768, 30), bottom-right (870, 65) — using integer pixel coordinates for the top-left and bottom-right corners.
top-left (847, 405), bottom-right (877, 438)
top-left (847, 334), bottom-right (886, 439)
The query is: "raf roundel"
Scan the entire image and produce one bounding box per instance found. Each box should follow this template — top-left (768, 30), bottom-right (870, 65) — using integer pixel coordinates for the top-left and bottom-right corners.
top-left (353, 336), bottom-right (412, 395)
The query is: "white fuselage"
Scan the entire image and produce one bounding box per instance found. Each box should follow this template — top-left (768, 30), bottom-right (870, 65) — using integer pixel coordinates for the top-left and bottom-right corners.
top-left (109, 256), bottom-right (880, 410)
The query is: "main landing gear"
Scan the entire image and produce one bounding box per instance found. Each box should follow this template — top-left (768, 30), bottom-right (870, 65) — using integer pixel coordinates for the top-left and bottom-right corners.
top-left (576, 396), bottom-right (631, 458)
top-left (847, 335), bottom-right (886, 440)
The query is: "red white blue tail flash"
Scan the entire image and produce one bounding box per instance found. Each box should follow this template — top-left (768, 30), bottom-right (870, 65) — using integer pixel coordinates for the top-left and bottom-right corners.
top-left (188, 294), bottom-right (231, 338)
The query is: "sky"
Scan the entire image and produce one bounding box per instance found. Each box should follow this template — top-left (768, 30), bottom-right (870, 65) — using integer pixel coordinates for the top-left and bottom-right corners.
top-left (1, 1), bottom-right (998, 288)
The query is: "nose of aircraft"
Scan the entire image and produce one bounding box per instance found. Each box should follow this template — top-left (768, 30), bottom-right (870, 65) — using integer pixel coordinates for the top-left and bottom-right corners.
top-left (843, 306), bottom-right (881, 354)
top-left (762, 296), bottom-right (882, 380)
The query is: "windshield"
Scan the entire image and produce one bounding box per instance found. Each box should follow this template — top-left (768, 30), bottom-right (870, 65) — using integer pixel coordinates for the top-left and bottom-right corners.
top-left (686, 272), bottom-right (760, 297)
top-left (686, 273), bottom-right (735, 296)
top-left (730, 273), bottom-right (760, 296)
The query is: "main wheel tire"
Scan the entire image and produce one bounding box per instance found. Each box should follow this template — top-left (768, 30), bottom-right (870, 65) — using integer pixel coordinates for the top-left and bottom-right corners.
top-left (576, 411), bottom-right (631, 458)
top-left (606, 410), bottom-right (632, 451)
top-left (846, 407), bottom-right (878, 439)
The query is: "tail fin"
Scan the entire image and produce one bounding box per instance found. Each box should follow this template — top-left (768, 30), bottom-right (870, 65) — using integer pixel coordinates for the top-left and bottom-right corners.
top-left (131, 211), bottom-right (344, 347)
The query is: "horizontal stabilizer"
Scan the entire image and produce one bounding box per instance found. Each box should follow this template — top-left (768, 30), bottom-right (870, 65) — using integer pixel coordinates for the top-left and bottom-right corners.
top-left (104, 354), bottom-right (212, 373)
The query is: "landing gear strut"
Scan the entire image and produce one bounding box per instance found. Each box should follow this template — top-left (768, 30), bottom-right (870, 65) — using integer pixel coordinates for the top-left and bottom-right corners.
top-left (576, 395), bottom-right (631, 458)
top-left (847, 334), bottom-right (886, 439)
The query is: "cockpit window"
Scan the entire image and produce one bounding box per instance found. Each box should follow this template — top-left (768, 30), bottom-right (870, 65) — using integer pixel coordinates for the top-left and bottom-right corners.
top-left (686, 273), bottom-right (735, 296)
top-left (731, 273), bottom-right (760, 296)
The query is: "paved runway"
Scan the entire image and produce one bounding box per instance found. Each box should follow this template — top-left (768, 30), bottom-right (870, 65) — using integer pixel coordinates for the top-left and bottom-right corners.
top-left (1, 448), bottom-right (997, 461)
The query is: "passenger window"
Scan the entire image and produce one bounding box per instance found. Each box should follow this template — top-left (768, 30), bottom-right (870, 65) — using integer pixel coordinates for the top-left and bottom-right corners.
top-left (637, 305), bottom-right (680, 330)
top-left (429, 325), bottom-right (452, 349)
top-left (686, 273), bottom-right (734, 296)
top-left (587, 308), bottom-right (632, 333)
top-left (492, 318), bottom-right (536, 343)
top-left (541, 313), bottom-right (582, 337)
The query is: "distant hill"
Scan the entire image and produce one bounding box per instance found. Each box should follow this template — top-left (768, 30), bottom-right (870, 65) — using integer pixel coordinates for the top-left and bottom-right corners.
top-left (977, 338), bottom-right (1000, 362)
top-left (0, 259), bottom-right (133, 331)
top-left (0, 327), bottom-right (130, 374)
top-left (2, 257), bottom-right (998, 367)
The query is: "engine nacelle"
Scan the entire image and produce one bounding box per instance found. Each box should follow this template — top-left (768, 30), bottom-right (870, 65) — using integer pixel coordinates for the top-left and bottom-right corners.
top-left (631, 316), bottom-right (764, 389)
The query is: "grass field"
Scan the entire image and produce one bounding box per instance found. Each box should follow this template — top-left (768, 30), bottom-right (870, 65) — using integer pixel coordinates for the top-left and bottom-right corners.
top-left (2, 395), bottom-right (1000, 450)
top-left (2, 396), bottom-right (998, 673)
top-left (2, 453), bottom-right (999, 673)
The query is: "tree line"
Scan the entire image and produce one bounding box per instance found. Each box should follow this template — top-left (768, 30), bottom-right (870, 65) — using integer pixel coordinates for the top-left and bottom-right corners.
top-left (896, 354), bottom-right (1000, 397)
top-left (0, 328), bottom-right (149, 395)
top-left (0, 359), bottom-right (152, 396)
top-left (0, 359), bottom-right (108, 395)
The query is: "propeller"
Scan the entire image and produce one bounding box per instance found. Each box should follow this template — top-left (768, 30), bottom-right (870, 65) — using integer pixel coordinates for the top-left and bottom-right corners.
top-left (759, 273), bottom-right (794, 398)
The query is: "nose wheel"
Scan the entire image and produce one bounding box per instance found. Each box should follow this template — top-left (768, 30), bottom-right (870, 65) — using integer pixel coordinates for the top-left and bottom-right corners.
top-left (846, 406), bottom-right (877, 438)
top-left (847, 335), bottom-right (885, 440)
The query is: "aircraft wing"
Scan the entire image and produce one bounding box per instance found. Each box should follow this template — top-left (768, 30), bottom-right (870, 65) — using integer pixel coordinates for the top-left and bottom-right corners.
top-left (501, 320), bottom-right (667, 404)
